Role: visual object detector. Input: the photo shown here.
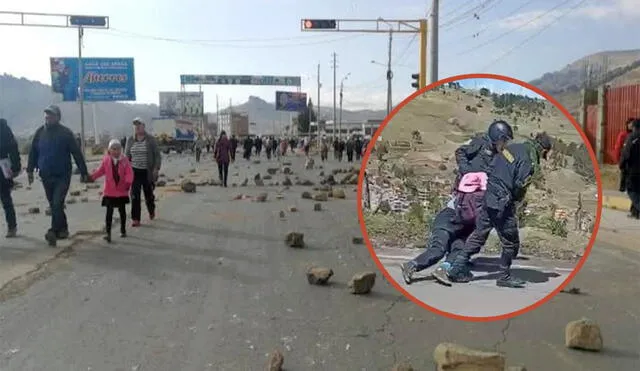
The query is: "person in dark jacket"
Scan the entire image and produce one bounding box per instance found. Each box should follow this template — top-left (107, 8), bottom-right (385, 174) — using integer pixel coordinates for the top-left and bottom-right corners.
top-left (214, 131), bottom-right (232, 187)
top-left (242, 137), bottom-right (252, 160)
top-left (346, 137), bottom-right (355, 162)
top-left (354, 136), bottom-right (363, 161)
top-left (617, 118), bottom-right (636, 217)
top-left (27, 105), bottom-right (89, 247)
top-left (0, 119), bottom-right (22, 237)
top-left (619, 119), bottom-right (640, 219)
top-left (229, 135), bottom-right (238, 161)
top-left (441, 133), bottom-right (552, 288)
top-left (455, 120), bottom-right (514, 177)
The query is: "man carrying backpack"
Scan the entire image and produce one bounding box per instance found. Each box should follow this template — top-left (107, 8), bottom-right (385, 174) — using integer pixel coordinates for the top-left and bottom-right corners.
top-left (439, 132), bottom-right (553, 288)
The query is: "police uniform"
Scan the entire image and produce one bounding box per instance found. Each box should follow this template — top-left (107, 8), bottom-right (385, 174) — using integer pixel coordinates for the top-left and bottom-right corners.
top-left (455, 135), bottom-right (497, 175)
top-left (448, 139), bottom-right (541, 288)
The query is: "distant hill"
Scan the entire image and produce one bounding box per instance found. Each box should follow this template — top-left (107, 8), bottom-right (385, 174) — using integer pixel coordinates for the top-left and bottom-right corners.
top-left (0, 74), bottom-right (386, 138)
top-left (529, 49), bottom-right (640, 115)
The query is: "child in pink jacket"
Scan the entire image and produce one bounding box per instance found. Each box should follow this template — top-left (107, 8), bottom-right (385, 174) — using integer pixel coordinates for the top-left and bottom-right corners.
top-left (90, 139), bottom-right (134, 242)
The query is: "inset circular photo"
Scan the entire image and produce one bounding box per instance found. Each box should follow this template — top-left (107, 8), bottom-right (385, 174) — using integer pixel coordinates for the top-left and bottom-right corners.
top-left (358, 73), bottom-right (602, 321)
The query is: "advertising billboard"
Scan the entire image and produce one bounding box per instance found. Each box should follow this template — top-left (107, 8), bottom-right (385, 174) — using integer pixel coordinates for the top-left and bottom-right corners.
top-left (49, 57), bottom-right (136, 102)
top-left (275, 91), bottom-right (307, 112)
top-left (159, 91), bottom-right (204, 117)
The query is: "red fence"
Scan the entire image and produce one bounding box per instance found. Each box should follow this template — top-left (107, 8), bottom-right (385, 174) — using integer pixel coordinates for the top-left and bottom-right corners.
top-left (585, 104), bottom-right (598, 152)
top-left (604, 85), bottom-right (640, 164)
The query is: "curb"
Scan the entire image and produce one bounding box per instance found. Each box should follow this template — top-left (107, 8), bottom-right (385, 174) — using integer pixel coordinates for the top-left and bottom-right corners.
top-left (602, 195), bottom-right (631, 211)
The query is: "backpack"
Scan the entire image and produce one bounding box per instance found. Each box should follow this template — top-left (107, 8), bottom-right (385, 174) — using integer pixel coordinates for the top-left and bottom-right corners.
top-left (453, 190), bottom-right (485, 225)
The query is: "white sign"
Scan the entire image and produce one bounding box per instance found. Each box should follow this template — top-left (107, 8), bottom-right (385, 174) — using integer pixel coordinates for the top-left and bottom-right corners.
top-left (159, 92), bottom-right (204, 117)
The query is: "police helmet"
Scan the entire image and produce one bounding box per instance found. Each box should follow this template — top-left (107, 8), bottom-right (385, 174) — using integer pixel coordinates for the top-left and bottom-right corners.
top-left (534, 132), bottom-right (553, 151)
top-left (487, 120), bottom-right (514, 143)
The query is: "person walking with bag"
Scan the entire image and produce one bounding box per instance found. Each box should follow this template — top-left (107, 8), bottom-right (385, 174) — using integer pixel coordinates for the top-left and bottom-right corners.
top-left (90, 140), bottom-right (133, 242)
top-left (0, 118), bottom-right (21, 238)
top-left (214, 130), bottom-right (232, 187)
top-left (124, 118), bottom-right (162, 227)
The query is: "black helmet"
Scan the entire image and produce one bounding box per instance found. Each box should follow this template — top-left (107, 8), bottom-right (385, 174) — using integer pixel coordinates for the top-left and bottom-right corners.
top-left (487, 120), bottom-right (514, 143)
top-left (533, 132), bottom-right (553, 151)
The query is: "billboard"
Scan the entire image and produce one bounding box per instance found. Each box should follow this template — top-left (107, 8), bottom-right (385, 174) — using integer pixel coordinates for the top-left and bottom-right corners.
top-left (180, 74), bottom-right (301, 87)
top-left (159, 92), bottom-right (204, 117)
top-left (275, 91), bottom-right (307, 112)
top-left (50, 57), bottom-right (136, 102)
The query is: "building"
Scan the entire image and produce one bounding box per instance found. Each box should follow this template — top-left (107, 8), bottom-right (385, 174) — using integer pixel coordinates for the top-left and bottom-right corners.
top-left (322, 119), bottom-right (383, 137)
top-left (230, 112), bottom-right (250, 137)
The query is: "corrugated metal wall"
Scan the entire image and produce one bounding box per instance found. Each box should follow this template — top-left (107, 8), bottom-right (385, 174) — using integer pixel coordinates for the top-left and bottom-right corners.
top-left (605, 85), bottom-right (640, 164)
top-left (585, 104), bottom-right (598, 152)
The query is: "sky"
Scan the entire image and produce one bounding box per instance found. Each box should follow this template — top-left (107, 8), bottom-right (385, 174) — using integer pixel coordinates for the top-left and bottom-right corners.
top-left (457, 78), bottom-right (545, 99)
top-left (0, 0), bottom-right (638, 114)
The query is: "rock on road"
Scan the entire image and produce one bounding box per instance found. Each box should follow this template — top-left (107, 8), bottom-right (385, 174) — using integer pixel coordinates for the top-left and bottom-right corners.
top-left (0, 153), bottom-right (637, 370)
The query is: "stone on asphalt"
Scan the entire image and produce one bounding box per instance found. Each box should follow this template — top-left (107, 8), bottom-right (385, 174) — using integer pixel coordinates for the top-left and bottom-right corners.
top-left (80, 197), bottom-right (89, 203)
top-left (314, 203), bottom-right (322, 211)
top-left (156, 180), bottom-right (167, 187)
top-left (313, 192), bottom-right (328, 202)
top-left (263, 174), bottom-right (272, 180)
top-left (241, 178), bottom-right (248, 186)
top-left (67, 197), bottom-right (77, 204)
top-left (267, 349), bottom-right (284, 371)
top-left (189, 168), bottom-right (196, 173)
top-left (300, 179), bottom-right (314, 186)
top-left (45, 207), bottom-right (52, 216)
top-left (507, 366), bottom-right (528, 371)
top-left (69, 190), bottom-right (81, 196)
top-left (255, 193), bottom-right (268, 202)
top-left (332, 188), bottom-right (346, 199)
top-left (266, 168), bottom-right (278, 175)
top-left (254, 174), bottom-right (265, 186)
top-left (391, 362), bottom-right (414, 371)
top-left (432, 343), bottom-right (505, 371)
top-left (285, 232), bottom-right (304, 248)
top-left (282, 167), bottom-right (292, 174)
top-left (282, 176), bottom-right (293, 186)
top-left (301, 191), bottom-right (312, 199)
top-left (288, 206), bottom-right (297, 212)
top-left (278, 211), bottom-right (285, 218)
top-left (306, 266), bottom-right (334, 285)
top-left (348, 272), bottom-right (376, 294)
top-left (28, 207), bottom-right (40, 214)
top-left (352, 237), bottom-right (364, 244)
top-left (565, 318), bottom-right (603, 351)
top-left (180, 179), bottom-right (197, 193)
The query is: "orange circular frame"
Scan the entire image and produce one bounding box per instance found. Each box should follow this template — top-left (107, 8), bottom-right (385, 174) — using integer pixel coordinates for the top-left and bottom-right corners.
top-left (356, 73), bottom-right (603, 322)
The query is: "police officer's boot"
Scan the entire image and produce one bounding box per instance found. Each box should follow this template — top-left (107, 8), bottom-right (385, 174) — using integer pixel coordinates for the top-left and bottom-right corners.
top-left (400, 261), bottom-right (417, 285)
top-left (496, 268), bottom-right (526, 288)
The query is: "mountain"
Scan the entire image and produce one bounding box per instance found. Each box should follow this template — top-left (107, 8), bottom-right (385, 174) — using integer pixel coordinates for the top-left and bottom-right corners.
top-left (0, 74), bottom-right (386, 138)
top-left (529, 49), bottom-right (640, 114)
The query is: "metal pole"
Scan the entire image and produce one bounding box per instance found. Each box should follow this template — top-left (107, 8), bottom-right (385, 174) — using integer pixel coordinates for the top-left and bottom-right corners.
top-left (317, 62), bottom-right (321, 127)
top-left (428, 0), bottom-right (439, 84)
top-left (386, 30), bottom-right (393, 116)
top-left (339, 80), bottom-right (343, 138)
top-left (229, 98), bottom-right (232, 136)
top-left (78, 26), bottom-right (86, 155)
top-left (216, 94), bottom-right (220, 135)
top-left (92, 103), bottom-right (98, 145)
top-left (332, 52), bottom-right (337, 140)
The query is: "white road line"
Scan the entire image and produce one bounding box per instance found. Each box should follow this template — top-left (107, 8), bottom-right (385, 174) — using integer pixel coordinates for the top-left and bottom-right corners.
top-left (376, 254), bottom-right (575, 272)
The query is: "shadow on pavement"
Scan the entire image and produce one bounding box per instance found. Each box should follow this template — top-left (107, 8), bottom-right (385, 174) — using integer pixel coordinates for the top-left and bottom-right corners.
top-left (472, 269), bottom-right (561, 284)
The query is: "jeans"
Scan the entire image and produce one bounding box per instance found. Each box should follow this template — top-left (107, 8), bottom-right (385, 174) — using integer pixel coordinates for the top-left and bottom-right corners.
top-left (131, 168), bottom-right (155, 221)
top-left (217, 162), bottom-right (229, 186)
top-left (0, 181), bottom-right (16, 230)
top-left (41, 175), bottom-right (71, 233)
top-left (628, 191), bottom-right (640, 216)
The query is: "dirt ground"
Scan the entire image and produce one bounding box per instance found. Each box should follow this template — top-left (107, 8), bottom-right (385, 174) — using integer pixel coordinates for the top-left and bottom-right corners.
top-left (363, 84), bottom-right (598, 261)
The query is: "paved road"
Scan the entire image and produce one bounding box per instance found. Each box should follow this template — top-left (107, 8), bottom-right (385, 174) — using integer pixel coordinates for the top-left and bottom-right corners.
top-left (377, 250), bottom-right (576, 318)
top-left (0, 153), bottom-right (637, 370)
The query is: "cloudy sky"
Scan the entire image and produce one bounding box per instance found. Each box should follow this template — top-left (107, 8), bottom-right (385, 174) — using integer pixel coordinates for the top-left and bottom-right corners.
top-left (0, 0), bottom-right (636, 113)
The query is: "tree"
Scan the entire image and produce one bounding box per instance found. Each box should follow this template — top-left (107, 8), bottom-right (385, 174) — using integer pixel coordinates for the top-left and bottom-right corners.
top-left (297, 98), bottom-right (317, 134)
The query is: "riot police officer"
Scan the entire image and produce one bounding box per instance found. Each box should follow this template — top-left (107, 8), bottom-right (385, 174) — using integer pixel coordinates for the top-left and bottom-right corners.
top-left (455, 120), bottom-right (514, 176)
top-left (442, 132), bottom-right (553, 288)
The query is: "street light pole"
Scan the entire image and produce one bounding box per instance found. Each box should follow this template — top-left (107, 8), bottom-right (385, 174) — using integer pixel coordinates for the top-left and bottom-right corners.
top-left (339, 73), bottom-right (350, 140)
top-left (78, 25), bottom-right (86, 155)
top-left (386, 30), bottom-right (393, 116)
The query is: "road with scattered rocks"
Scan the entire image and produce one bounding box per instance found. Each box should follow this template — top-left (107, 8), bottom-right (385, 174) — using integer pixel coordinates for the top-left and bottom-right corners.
top-left (0, 151), bottom-right (637, 370)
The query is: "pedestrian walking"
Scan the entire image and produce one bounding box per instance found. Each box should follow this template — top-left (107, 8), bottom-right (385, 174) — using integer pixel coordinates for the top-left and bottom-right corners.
top-left (194, 135), bottom-right (204, 163)
top-left (124, 118), bottom-right (162, 227)
top-left (214, 130), bottom-right (232, 187)
top-left (620, 119), bottom-right (640, 219)
top-left (26, 105), bottom-right (89, 247)
top-left (90, 140), bottom-right (133, 243)
top-left (0, 118), bottom-right (21, 238)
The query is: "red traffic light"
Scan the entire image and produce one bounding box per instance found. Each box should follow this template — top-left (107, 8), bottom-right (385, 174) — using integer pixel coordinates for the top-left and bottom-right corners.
top-left (302, 19), bottom-right (337, 30)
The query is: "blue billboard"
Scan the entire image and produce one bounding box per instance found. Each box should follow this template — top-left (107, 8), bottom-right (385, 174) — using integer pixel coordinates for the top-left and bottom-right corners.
top-left (275, 91), bottom-right (307, 112)
top-left (50, 57), bottom-right (136, 102)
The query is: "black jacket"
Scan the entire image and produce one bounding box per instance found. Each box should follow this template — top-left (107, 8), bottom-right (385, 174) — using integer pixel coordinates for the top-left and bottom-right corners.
top-left (0, 119), bottom-right (22, 185)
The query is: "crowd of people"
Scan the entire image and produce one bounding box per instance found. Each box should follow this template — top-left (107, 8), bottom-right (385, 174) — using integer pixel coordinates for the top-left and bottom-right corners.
top-left (398, 120), bottom-right (553, 289)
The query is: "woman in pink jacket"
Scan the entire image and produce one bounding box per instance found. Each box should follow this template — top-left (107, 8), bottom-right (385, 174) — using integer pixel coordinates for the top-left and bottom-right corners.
top-left (90, 139), bottom-right (134, 242)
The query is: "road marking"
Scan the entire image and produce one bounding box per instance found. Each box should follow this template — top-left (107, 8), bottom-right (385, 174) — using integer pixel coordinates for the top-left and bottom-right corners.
top-left (376, 254), bottom-right (575, 272)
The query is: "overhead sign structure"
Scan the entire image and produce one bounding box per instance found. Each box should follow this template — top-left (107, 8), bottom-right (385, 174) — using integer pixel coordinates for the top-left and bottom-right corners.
top-left (275, 91), bottom-right (307, 112)
top-left (69, 15), bottom-right (108, 27)
top-left (50, 57), bottom-right (136, 102)
top-left (302, 19), bottom-right (337, 30)
top-left (159, 91), bottom-right (204, 117)
top-left (180, 74), bottom-right (301, 87)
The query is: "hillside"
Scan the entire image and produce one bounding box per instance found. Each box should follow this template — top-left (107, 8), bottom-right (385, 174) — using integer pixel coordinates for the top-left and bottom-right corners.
top-left (0, 74), bottom-right (384, 137)
top-left (530, 49), bottom-right (640, 114)
top-left (364, 85), bottom-right (597, 259)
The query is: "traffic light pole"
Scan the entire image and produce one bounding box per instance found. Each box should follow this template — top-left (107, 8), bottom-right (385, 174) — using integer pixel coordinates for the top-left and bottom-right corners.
top-left (300, 18), bottom-right (427, 90)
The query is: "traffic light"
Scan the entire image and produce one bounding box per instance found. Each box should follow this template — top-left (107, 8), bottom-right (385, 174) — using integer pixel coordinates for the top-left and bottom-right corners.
top-left (411, 73), bottom-right (420, 89)
top-left (302, 19), bottom-right (337, 30)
